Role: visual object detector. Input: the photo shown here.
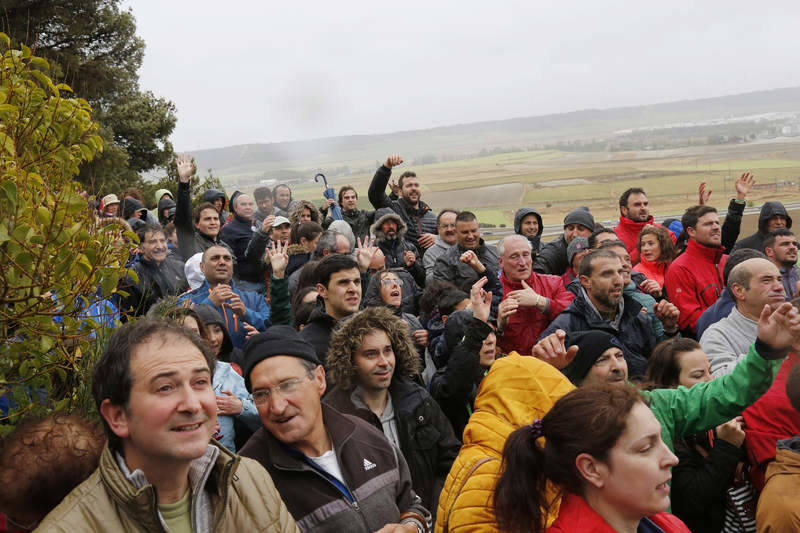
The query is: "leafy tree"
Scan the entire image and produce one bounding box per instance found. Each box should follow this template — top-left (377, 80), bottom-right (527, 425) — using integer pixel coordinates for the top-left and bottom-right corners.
top-left (0, 35), bottom-right (133, 433)
top-left (1, 0), bottom-right (177, 196)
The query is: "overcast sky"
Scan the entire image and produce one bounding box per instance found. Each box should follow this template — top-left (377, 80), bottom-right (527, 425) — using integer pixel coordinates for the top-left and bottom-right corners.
top-left (126, 0), bottom-right (800, 152)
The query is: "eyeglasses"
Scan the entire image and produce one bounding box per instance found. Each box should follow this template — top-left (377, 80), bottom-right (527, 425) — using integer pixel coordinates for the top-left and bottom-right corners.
top-left (249, 377), bottom-right (306, 406)
top-left (380, 278), bottom-right (403, 287)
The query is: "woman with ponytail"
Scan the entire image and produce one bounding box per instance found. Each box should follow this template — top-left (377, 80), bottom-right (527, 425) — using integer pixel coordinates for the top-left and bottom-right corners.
top-left (494, 386), bottom-right (690, 533)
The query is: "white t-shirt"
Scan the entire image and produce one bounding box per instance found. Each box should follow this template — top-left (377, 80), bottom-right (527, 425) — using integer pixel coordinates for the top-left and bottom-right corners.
top-left (309, 447), bottom-right (345, 485)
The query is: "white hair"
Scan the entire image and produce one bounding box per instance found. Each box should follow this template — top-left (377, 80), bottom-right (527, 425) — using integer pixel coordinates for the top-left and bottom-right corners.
top-left (497, 234), bottom-right (532, 257)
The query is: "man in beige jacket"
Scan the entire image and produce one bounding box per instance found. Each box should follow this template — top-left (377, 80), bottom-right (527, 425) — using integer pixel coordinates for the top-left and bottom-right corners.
top-left (35, 318), bottom-right (300, 533)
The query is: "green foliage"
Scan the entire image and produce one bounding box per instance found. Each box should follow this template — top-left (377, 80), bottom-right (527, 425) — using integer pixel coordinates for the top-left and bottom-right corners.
top-left (0, 35), bottom-right (134, 431)
top-left (1, 0), bottom-right (177, 195)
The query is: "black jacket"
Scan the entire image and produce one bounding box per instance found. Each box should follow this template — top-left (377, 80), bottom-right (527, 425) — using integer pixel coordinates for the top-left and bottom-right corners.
top-left (219, 214), bottom-right (263, 283)
top-left (539, 289), bottom-right (654, 378)
top-left (323, 208), bottom-right (375, 240)
top-left (201, 188), bottom-right (229, 227)
top-left (430, 315), bottom-right (494, 438)
top-left (120, 255), bottom-right (188, 317)
top-left (533, 234), bottom-right (569, 276)
top-left (368, 165), bottom-right (437, 251)
top-left (732, 200), bottom-right (793, 253)
top-left (323, 377), bottom-right (461, 512)
top-left (175, 181), bottom-right (226, 260)
top-left (299, 305), bottom-right (338, 366)
top-left (671, 432), bottom-right (743, 533)
top-left (432, 240), bottom-right (502, 312)
top-left (514, 207), bottom-right (544, 253)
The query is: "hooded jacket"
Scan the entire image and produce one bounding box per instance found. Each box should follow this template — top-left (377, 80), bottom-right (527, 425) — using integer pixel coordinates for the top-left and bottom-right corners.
top-left (371, 209), bottom-right (424, 312)
top-left (733, 201), bottom-right (793, 253)
top-left (156, 196), bottom-right (176, 226)
top-left (513, 207), bottom-right (544, 253)
top-left (35, 442), bottom-right (300, 533)
top-left (497, 270), bottom-right (574, 356)
top-left (368, 165), bottom-right (438, 251)
top-left (298, 303), bottom-right (339, 366)
top-left (193, 303), bottom-right (243, 368)
top-left (434, 354), bottom-right (576, 533)
top-left (323, 377), bottom-right (461, 513)
top-left (533, 234), bottom-right (569, 276)
top-left (239, 404), bottom-right (429, 533)
top-left (121, 197), bottom-right (148, 222)
top-left (664, 239), bottom-right (728, 334)
top-left (755, 436), bottom-right (800, 532)
top-left (539, 288), bottom-right (655, 378)
top-left (201, 188), bottom-right (229, 227)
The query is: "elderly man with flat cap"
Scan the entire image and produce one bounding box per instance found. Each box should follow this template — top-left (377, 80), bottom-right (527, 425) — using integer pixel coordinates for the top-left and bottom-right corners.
top-left (239, 325), bottom-right (430, 533)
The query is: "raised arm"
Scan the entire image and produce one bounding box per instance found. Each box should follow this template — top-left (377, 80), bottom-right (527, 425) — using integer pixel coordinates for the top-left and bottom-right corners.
top-left (368, 155), bottom-right (403, 209)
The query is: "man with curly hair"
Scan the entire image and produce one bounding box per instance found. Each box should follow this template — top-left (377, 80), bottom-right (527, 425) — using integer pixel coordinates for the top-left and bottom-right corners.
top-left (324, 307), bottom-right (461, 514)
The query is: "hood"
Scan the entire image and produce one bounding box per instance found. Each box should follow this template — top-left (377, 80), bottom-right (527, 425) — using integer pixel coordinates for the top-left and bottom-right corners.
top-left (157, 197), bottom-right (177, 224)
top-left (202, 189), bottom-right (227, 210)
top-left (514, 207), bottom-right (543, 237)
top-left (765, 436), bottom-right (800, 483)
top-left (462, 353), bottom-right (575, 453)
top-left (122, 197), bottom-right (147, 221)
top-left (154, 188), bottom-right (173, 204)
top-left (287, 243), bottom-right (309, 257)
top-left (443, 309), bottom-right (475, 354)
top-left (758, 201), bottom-right (792, 233)
top-left (193, 303), bottom-right (233, 359)
top-left (371, 208), bottom-right (407, 242)
top-left (362, 273), bottom-right (405, 310)
top-left (228, 190), bottom-right (243, 214)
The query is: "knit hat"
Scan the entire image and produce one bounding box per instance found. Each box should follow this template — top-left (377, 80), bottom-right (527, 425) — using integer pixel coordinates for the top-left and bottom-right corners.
top-left (102, 194), bottom-right (120, 208)
top-left (563, 207), bottom-right (595, 231)
top-left (567, 236), bottom-right (589, 265)
top-left (561, 330), bottom-right (626, 385)
top-left (243, 325), bottom-right (320, 391)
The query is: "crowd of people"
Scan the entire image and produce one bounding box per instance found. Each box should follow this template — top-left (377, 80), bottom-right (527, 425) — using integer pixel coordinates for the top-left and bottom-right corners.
top-left (1, 155), bottom-right (800, 533)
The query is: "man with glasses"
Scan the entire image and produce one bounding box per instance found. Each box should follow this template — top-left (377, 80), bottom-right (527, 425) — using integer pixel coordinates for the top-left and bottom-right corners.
top-left (240, 326), bottom-right (430, 533)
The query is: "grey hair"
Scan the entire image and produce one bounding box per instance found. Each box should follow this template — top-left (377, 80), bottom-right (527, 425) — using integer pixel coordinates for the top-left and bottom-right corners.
top-left (498, 234), bottom-right (532, 257)
top-left (314, 230), bottom-right (340, 258)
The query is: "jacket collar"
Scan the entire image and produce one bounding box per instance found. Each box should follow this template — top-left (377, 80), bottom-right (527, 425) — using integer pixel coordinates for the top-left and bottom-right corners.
top-left (618, 214), bottom-right (654, 230)
top-left (500, 270), bottom-right (535, 291)
top-left (685, 238), bottom-right (725, 263)
top-left (456, 239), bottom-right (487, 255)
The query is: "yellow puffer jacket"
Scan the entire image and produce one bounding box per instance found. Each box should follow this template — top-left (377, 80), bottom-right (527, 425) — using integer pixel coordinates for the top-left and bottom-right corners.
top-left (435, 353), bottom-right (575, 533)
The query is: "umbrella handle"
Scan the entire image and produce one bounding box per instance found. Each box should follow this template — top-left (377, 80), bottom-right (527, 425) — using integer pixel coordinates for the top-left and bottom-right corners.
top-left (314, 173), bottom-right (329, 189)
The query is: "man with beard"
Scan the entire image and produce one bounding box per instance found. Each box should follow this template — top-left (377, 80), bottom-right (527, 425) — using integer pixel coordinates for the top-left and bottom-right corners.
top-left (701, 258), bottom-right (788, 377)
top-left (324, 306), bottom-right (460, 513)
top-left (665, 205), bottom-right (729, 336)
top-left (764, 228), bottom-right (799, 299)
top-left (368, 155), bottom-right (438, 252)
top-left (120, 224), bottom-right (188, 317)
top-left (539, 249), bottom-right (661, 378)
top-left (423, 209), bottom-right (458, 284)
top-left (614, 188), bottom-right (676, 264)
top-left (371, 209), bottom-right (425, 312)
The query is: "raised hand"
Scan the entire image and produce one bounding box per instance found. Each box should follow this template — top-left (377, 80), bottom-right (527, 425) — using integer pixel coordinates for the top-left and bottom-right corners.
top-left (356, 236), bottom-right (379, 273)
top-left (532, 329), bottom-right (579, 368)
top-left (470, 276), bottom-right (492, 323)
top-left (735, 172), bottom-right (756, 200)
top-left (260, 214), bottom-right (276, 233)
top-left (506, 279), bottom-right (541, 308)
top-left (268, 240), bottom-right (289, 279)
top-left (757, 302), bottom-right (800, 351)
top-left (698, 181), bottom-right (712, 205)
top-left (385, 155), bottom-right (403, 168)
top-left (654, 300), bottom-right (680, 331)
top-left (497, 297), bottom-right (519, 332)
top-left (175, 153), bottom-right (195, 183)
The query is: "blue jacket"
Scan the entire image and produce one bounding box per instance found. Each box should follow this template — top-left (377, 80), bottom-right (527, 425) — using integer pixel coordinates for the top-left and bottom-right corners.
top-left (213, 361), bottom-right (261, 452)
top-left (179, 279), bottom-right (270, 349)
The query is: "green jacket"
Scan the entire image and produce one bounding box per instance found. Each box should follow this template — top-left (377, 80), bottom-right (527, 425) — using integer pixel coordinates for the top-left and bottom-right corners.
top-left (643, 342), bottom-right (782, 453)
top-left (268, 274), bottom-right (292, 326)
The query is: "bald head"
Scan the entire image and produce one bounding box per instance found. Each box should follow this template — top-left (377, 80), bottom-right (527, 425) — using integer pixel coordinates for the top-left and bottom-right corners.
top-left (728, 258), bottom-right (785, 318)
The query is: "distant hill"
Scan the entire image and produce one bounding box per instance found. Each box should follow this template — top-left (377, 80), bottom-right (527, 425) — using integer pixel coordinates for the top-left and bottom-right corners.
top-left (188, 87), bottom-right (800, 185)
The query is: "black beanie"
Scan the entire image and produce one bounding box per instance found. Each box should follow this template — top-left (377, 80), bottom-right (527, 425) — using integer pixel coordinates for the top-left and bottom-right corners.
top-left (242, 325), bottom-right (320, 391)
top-left (561, 330), bottom-right (625, 385)
top-left (563, 207), bottom-right (595, 232)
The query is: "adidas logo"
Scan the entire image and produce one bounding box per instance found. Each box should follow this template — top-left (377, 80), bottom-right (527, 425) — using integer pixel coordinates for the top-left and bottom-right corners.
top-left (363, 458), bottom-right (376, 471)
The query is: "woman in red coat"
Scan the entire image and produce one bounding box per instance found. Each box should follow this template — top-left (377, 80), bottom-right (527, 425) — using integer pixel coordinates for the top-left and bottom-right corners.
top-left (494, 386), bottom-right (690, 533)
top-left (633, 224), bottom-right (677, 290)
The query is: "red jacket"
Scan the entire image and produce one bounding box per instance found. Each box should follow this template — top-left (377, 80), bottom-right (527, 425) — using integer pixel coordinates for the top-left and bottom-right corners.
top-left (614, 216), bottom-right (676, 265)
top-left (743, 352), bottom-right (800, 490)
top-left (498, 271), bottom-right (574, 355)
top-left (664, 239), bottom-right (727, 333)
top-left (633, 257), bottom-right (668, 289)
top-left (547, 493), bottom-right (690, 533)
